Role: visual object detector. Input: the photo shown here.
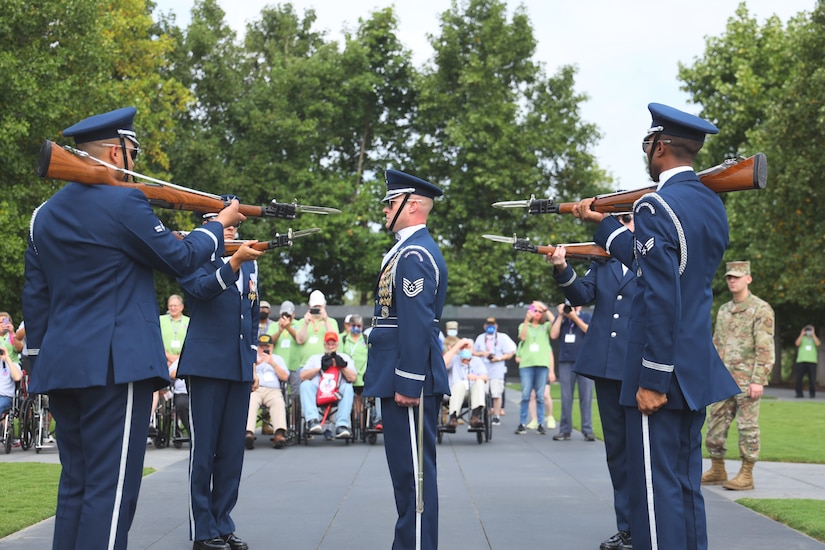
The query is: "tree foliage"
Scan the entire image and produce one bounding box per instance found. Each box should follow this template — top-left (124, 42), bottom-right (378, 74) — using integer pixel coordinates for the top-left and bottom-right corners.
top-left (679, 1), bottom-right (825, 353)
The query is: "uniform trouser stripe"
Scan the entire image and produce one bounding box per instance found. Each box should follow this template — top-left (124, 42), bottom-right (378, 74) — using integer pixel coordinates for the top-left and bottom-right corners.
top-left (641, 414), bottom-right (658, 550)
top-left (408, 406), bottom-right (421, 550)
top-left (108, 382), bottom-right (133, 550)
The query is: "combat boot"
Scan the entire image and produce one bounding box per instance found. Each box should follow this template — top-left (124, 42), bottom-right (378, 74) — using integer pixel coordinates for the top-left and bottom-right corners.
top-left (701, 457), bottom-right (728, 485)
top-left (723, 459), bottom-right (755, 490)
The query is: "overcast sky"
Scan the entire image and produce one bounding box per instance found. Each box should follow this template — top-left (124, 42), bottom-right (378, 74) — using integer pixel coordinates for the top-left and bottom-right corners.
top-left (153, 0), bottom-right (814, 190)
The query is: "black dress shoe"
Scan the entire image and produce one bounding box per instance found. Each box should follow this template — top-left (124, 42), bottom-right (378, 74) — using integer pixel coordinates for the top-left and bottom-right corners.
top-left (221, 533), bottom-right (249, 550)
top-left (193, 537), bottom-right (230, 550)
top-left (600, 530), bottom-right (632, 550)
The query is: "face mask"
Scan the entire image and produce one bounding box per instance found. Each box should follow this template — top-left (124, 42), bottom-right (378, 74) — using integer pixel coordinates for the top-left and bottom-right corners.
top-left (350, 326), bottom-right (362, 335)
top-left (459, 349), bottom-right (472, 360)
top-left (485, 325), bottom-right (496, 335)
top-left (259, 311), bottom-right (269, 321)
top-left (447, 329), bottom-right (458, 337)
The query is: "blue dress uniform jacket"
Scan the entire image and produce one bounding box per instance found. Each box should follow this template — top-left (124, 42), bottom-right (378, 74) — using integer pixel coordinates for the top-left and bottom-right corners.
top-left (364, 227), bottom-right (448, 550)
top-left (553, 258), bottom-right (635, 381)
top-left (594, 173), bottom-right (739, 410)
top-left (594, 171), bottom-right (740, 550)
top-left (22, 182), bottom-right (222, 550)
top-left (176, 255), bottom-right (258, 541)
top-left (553, 257), bottom-right (636, 534)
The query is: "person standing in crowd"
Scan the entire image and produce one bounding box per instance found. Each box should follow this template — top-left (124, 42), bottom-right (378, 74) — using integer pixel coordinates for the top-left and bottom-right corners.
top-left (270, 300), bottom-right (301, 396)
top-left (573, 103), bottom-right (740, 550)
top-left (550, 302), bottom-right (593, 441)
top-left (257, 301), bottom-right (275, 338)
top-left (22, 107), bottom-right (243, 550)
top-left (702, 261), bottom-right (775, 491)
top-left (514, 301), bottom-right (554, 435)
top-left (794, 325), bottom-right (820, 398)
top-left (472, 317), bottom-right (516, 426)
top-left (176, 201), bottom-right (263, 550)
top-left (295, 290), bottom-right (339, 366)
top-left (547, 214), bottom-right (636, 550)
top-left (364, 169), bottom-right (449, 550)
top-left (443, 320), bottom-right (460, 352)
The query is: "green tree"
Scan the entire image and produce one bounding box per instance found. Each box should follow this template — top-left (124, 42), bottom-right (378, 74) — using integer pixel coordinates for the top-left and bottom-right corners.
top-left (679, 2), bottom-right (825, 378)
top-left (413, 0), bottom-right (609, 305)
top-left (0, 0), bottom-right (190, 319)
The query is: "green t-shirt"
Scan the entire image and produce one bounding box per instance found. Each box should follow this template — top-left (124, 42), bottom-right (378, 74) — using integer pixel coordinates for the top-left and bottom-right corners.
top-left (339, 333), bottom-right (369, 386)
top-left (516, 322), bottom-right (553, 368)
top-left (159, 314), bottom-right (189, 355)
top-left (295, 317), bottom-right (341, 367)
top-left (270, 322), bottom-right (300, 371)
top-left (797, 335), bottom-right (819, 363)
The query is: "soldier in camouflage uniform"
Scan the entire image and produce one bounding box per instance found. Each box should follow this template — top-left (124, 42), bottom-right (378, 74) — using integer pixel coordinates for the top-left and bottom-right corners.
top-left (702, 261), bottom-right (775, 490)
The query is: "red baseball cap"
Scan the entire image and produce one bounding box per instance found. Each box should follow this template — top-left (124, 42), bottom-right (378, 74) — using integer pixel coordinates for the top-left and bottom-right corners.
top-left (324, 331), bottom-right (338, 343)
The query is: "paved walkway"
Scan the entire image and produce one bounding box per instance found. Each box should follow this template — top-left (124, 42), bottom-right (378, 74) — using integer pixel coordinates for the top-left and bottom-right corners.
top-left (2, 390), bottom-right (824, 549)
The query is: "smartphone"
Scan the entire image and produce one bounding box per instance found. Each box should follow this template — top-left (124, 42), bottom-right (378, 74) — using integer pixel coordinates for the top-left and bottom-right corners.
top-left (309, 307), bottom-right (321, 315)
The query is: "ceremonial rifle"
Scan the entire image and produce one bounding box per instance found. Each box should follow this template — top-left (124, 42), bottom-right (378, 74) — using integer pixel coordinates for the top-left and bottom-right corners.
top-left (482, 234), bottom-right (610, 262)
top-left (36, 140), bottom-right (340, 219)
top-left (173, 228), bottom-right (321, 256)
top-left (492, 153), bottom-right (767, 215)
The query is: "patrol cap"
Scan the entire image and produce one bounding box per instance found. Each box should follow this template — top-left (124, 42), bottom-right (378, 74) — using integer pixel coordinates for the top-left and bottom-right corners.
top-left (62, 106), bottom-right (140, 147)
top-left (382, 169), bottom-right (443, 202)
top-left (324, 331), bottom-right (338, 343)
top-left (725, 261), bottom-right (750, 277)
top-left (279, 300), bottom-right (295, 315)
top-left (260, 301), bottom-right (271, 310)
top-left (445, 321), bottom-right (458, 330)
top-left (647, 103), bottom-right (718, 142)
top-left (258, 334), bottom-right (273, 345)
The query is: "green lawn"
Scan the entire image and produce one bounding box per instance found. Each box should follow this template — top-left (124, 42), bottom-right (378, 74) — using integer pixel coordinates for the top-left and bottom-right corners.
top-left (507, 382), bottom-right (825, 542)
top-left (0, 464), bottom-right (154, 539)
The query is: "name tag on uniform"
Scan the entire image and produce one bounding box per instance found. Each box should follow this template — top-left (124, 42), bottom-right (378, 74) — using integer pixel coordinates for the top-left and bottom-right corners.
top-left (171, 339), bottom-right (181, 349)
top-left (806, 345), bottom-right (813, 351)
top-left (262, 371), bottom-right (276, 384)
top-left (529, 343), bottom-right (539, 352)
top-left (309, 336), bottom-right (318, 344)
top-left (280, 340), bottom-right (291, 349)
top-left (564, 333), bottom-right (576, 344)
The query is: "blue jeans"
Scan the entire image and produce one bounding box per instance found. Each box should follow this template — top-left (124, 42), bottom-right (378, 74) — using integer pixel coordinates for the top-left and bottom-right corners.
top-left (300, 379), bottom-right (354, 428)
top-left (519, 366), bottom-right (548, 425)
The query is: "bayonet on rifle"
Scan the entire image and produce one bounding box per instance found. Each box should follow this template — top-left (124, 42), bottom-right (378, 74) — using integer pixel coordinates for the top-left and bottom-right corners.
top-left (482, 233), bottom-right (610, 262)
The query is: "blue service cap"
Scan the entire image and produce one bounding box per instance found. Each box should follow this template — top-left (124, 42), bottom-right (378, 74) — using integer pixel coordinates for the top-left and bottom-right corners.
top-left (646, 103), bottom-right (718, 142)
top-left (62, 107), bottom-right (139, 146)
top-left (382, 169), bottom-right (443, 202)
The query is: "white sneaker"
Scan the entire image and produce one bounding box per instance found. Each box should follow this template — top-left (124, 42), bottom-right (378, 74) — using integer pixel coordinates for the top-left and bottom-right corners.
top-left (525, 419), bottom-right (538, 430)
top-left (545, 416), bottom-right (557, 429)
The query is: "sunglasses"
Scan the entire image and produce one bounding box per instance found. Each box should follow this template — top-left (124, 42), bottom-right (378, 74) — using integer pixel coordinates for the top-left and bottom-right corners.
top-left (102, 143), bottom-right (140, 161)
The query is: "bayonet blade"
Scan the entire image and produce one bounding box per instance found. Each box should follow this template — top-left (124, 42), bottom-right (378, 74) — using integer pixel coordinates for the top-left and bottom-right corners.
top-left (491, 199), bottom-right (533, 209)
top-left (294, 204), bottom-right (342, 215)
top-left (289, 227), bottom-right (322, 239)
top-left (482, 234), bottom-right (518, 244)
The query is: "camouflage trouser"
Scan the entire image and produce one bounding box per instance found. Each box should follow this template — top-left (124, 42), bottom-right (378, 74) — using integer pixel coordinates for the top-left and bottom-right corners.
top-left (705, 391), bottom-right (761, 462)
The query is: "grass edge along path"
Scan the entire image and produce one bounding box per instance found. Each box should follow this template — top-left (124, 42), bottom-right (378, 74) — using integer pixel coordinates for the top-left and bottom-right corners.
top-left (0, 463), bottom-right (155, 538)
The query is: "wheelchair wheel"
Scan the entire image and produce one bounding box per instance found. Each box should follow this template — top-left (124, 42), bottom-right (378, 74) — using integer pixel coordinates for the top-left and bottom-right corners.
top-left (19, 397), bottom-right (34, 451)
top-left (368, 433), bottom-right (377, 445)
top-left (3, 415), bottom-right (12, 454)
top-left (484, 391), bottom-right (493, 443)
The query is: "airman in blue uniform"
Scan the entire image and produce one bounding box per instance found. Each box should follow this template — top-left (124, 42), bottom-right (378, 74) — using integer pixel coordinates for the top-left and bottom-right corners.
top-left (177, 207), bottom-right (264, 550)
top-left (548, 213), bottom-right (636, 550)
top-left (574, 103), bottom-right (740, 550)
top-left (364, 170), bottom-right (449, 550)
top-left (22, 107), bottom-right (243, 550)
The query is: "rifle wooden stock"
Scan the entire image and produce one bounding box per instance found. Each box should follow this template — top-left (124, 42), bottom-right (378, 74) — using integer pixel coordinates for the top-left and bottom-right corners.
top-left (37, 141), bottom-right (272, 217)
top-left (544, 153), bottom-right (767, 215)
top-left (512, 239), bottom-right (610, 262)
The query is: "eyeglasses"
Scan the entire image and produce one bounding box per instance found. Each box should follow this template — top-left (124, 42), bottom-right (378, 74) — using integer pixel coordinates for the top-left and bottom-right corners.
top-left (382, 198), bottom-right (422, 207)
top-left (101, 143), bottom-right (140, 161)
top-left (641, 139), bottom-right (671, 153)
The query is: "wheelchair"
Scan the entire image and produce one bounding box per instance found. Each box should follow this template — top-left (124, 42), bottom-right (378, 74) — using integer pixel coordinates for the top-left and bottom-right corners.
top-left (1, 380), bottom-right (25, 454)
top-left (299, 377), bottom-right (354, 446)
top-left (19, 392), bottom-right (54, 453)
top-left (353, 393), bottom-right (382, 445)
top-left (436, 386), bottom-right (493, 445)
top-left (254, 382), bottom-right (300, 448)
top-left (153, 389), bottom-right (189, 449)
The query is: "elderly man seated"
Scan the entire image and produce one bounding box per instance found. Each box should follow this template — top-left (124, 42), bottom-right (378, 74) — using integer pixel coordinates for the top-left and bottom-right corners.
top-left (299, 332), bottom-right (357, 439)
top-left (443, 338), bottom-right (489, 429)
top-left (246, 334), bottom-right (290, 449)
